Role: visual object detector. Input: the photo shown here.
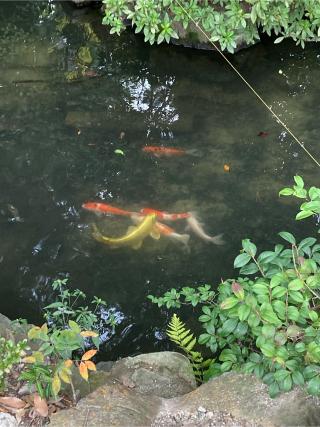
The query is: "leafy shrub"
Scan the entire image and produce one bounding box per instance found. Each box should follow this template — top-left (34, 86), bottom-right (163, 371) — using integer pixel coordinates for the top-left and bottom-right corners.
top-left (44, 279), bottom-right (117, 345)
top-left (280, 175), bottom-right (320, 223)
top-left (0, 338), bottom-right (27, 391)
top-left (103, 0), bottom-right (320, 53)
top-left (23, 321), bottom-right (98, 400)
top-left (150, 233), bottom-right (320, 397)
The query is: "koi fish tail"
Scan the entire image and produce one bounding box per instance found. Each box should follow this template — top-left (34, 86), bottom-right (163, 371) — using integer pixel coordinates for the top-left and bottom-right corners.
top-left (209, 233), bottom-right (225, 245)
top-left (186, 148), bottom-right (202, 157)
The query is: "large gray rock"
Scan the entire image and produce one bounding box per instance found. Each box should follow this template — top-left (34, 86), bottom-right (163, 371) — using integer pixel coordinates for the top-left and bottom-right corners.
top-left (0, 413), bottom-right (18, 427)
top-left (110, 352), bottom-right (197, 398)
top-left (50, 369), bottom-right (320, 427)
top-left (153, 372), bottom-right (320, 427)
top-left (0, 313), bottom-right (14, 340)
top-left (50, 382), bottom-right (162, 427)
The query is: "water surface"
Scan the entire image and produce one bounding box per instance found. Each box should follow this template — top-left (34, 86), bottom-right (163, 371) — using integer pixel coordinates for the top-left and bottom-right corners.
top-left (1, 1), bottom-right (320, 358)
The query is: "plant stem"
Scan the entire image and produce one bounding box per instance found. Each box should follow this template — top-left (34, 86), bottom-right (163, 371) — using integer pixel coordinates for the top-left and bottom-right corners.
top-left (69, 378), bottom-right (77, 404)
top-left (252, 255), bottom-right (265, 277)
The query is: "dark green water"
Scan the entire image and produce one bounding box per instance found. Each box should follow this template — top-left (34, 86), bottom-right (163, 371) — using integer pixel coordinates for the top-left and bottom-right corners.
top-left (1, 2), bottom-right (320, 358)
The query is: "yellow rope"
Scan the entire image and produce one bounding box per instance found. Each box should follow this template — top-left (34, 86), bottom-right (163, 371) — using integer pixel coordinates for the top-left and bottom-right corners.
top-left (175, 0), bottom-right (320, 168)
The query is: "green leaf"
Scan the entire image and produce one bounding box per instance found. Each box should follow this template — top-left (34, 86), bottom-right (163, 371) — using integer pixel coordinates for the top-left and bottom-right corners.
top-left (242, 239), bottom-right (257, 256)
top-left (279, 188), bottom-right (293, 196)
top-left (252, 283), bottom-right (269, 295)
top-left (114, 149), bottom-right (125, 156)
top-left (261, 325), bottom-right (275, 338)
top-left (221, 319), bottom-right (238, 336)
top-left (278, 232), bottom-right (296, 245)
top-left (260, 303), bottom-right (281, 326)
top-left (234, 253), bottom-right (251, 268)
top-left (292, 371), bottom-right (305, 386)
top-left (220, 297), bottom-right (239, 310)
top-left (288, 290), bottom-right (304, 304)
top-left (240, 263), bottom-right (259, 275)
top-left (271, 286), bottom-right (287, 298)
top-left (296, 210), bottom-right (313, 220)
top-left (294, 175), bottom-right (304, 188)
top-left (273, 300), bottom-right (286, 319)
top-left (269, 382), bottom-right (280, 398)
top-left (288, 279), bottom-right (304, 291)
top-left (260, 342), bottom-right (276, 357)
top-left (238, 304), bottom-right (251, 321)
top-left (287, 306), bottom-right (300, 321)
top-left (307, 376), bottom-right (320, 395)
top-left (274, 36), bottom-right (284, 44)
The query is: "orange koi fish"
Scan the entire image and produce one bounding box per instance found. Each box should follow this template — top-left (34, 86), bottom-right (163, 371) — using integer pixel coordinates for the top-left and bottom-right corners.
top-left (142, 146), bottom-right (200, 157)
top-left (155, 221), bottom-right (190, 249)
top-left (82, 202), bottom-right (136, 217)
top-left (140, 208), bottom-right (191, 221)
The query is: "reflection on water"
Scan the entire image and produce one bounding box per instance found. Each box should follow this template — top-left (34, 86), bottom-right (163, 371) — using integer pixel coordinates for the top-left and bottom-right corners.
top-left (1, 1), bottom-right (320, 358)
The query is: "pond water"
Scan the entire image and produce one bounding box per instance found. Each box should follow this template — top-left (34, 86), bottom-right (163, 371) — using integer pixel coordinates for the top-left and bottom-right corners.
top-left (1, 1), bottom-right (320, 359)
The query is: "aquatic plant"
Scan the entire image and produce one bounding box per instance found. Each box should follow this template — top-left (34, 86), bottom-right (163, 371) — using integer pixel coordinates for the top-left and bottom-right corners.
top-left (150, 233), bottom-right (320, 397)
top-left (103, 0), bottom-right (320, 53)
top-left (0, 338), bottom-right (27, 391)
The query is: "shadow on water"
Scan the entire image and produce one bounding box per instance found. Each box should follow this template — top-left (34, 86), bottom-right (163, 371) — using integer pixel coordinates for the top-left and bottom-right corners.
top-left (0, 1), bottom-right (320, 358)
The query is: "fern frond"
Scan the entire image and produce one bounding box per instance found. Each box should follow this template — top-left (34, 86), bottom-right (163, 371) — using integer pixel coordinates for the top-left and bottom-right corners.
top-left (166, 314), bottom-right (210, 383)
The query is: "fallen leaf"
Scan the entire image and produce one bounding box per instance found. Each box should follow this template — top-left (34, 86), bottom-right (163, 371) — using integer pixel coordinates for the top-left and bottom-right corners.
top-left (257, 131), bottom-right (269, 137)
top-left (81, 349), bottom-right (97, 361)
top-left (33, 394), bottom-right (48, 417)
top-left (0, 396), bottom-right (26, 409)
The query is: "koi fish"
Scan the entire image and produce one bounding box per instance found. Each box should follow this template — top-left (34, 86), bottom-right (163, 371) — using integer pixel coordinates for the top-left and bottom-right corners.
top-left (186, 213), bottom-right (224, 245)
top-left (140, 208), bottom-right (191, 221)
top-left (142, 146), bottom-right (200, 157)
top-left (92, 213), bottom-right (159, 250)
top-left (155, 221), bottom-right (190, 249)
top-left (131, 215), bottom-right (190, 249)
top-left (82, 202), bottom-right (135, 217)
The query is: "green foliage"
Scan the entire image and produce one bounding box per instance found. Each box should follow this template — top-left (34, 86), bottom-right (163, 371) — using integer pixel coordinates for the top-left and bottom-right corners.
top-left (24, 321), bottom-right (98, 399)
top-left (280, 175), bottom-right (320, 223)
top-left (167, 314), bottom-right (210, 382)
top-left (103, 0), bottom-right (320, 53)
top-left (0, 338), bottom-right (27, 391)
top-left (44, 279), bottom-right (116, 344)
top-left (150, 234), bottom-right (320, 397)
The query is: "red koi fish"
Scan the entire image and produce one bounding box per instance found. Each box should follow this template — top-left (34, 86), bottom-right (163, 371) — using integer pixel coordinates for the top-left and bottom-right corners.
top-left (142, 146), bottom-right (200, 157)
top-left (140, 208), bottom-right (191, 221)
top-left (82, 202), bottom-right (136, 217)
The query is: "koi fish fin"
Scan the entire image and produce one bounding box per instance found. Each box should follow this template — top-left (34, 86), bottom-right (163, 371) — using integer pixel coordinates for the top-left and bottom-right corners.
top-left (150, 228), bottom-right (161, 240)
top-left (179, 233), bottom-right (190, 247)
top-left (186, 149), bottom-right (202, 157)
top-left (210, 233), bottom-right (225, 245)
top-left (131, 240), bottom-right (143, 250)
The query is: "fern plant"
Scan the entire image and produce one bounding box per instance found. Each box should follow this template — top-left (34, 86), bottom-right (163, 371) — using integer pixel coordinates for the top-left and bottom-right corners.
top-left (166, 314), bottom-right (210, 382)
